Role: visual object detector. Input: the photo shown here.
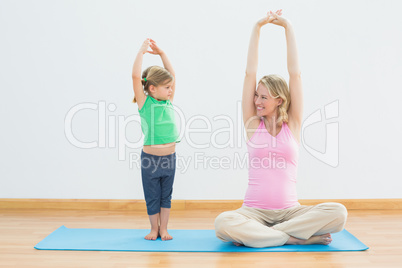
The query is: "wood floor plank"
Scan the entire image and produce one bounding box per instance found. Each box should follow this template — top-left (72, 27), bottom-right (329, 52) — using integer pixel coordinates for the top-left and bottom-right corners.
top-left (0, 209), bottom-right (402, 267)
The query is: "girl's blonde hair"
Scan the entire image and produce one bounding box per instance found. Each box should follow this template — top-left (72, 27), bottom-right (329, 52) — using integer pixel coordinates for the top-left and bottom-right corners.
top-left (132, 65), bottom-right (174, 103)
top-left (258, 74), bottom-right (291, 127)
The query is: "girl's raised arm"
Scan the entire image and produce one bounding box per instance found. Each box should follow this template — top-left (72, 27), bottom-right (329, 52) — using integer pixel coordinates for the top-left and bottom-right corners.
top-left (131, 39), bottom-right (150, 108)
top-left (149, 39), bottom-right (176, 103)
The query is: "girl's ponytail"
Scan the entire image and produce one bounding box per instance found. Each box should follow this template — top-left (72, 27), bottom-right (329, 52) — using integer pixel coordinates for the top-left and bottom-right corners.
top-left (133, 78), bottom-right (148, 103)
top-left (132, 66), bottom-right (173, 103)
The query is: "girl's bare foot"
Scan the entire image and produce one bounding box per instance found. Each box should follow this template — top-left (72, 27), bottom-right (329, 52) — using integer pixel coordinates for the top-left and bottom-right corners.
top-left (286, 233), bottom-right (332, 245)
top-left (144, 228), bottom-right (159, 240)
top-left (159, 228), bottom-right (173, 241)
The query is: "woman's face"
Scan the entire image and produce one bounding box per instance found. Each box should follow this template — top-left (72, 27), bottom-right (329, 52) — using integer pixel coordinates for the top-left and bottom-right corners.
top-left (254, 83), bottom-right (282, 118)
top-left (150, 80), bottom-right (173, 101)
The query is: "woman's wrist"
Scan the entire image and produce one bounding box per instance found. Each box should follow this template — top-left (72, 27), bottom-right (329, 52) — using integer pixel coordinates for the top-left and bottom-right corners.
top-left (255, 22), bottom-right (263, 29)
top-left (253, 23), bottom-right (263, 33)
top-left (283, 20), bottom-right (292, 29)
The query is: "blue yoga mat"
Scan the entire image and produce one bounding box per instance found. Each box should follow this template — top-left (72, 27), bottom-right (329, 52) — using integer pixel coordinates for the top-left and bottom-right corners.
top-left (34, 226), bottom-right (368, 252)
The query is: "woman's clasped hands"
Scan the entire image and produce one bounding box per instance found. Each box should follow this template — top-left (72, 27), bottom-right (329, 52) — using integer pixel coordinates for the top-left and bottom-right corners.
top-left (257, 9), bottom-right (290, 28)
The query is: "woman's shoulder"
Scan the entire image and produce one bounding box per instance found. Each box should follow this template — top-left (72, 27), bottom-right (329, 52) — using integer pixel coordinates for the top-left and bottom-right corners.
top-left (246, 117), bottom-right (263, 143)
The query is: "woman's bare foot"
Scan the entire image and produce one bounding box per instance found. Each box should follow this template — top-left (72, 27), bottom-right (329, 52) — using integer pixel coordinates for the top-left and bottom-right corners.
top-left (286, 233), bottom-right (332, 245)
top-left (304, 233), bottom-right (332, 245)
top-left (144, 228), bottom-right (159, 240)
top-left (159, 228), bottom-right (173, 241)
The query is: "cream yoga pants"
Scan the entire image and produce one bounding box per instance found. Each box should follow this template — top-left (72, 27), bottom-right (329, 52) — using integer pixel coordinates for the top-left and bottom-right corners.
top-left (214, 202), bottom-right (348, 248)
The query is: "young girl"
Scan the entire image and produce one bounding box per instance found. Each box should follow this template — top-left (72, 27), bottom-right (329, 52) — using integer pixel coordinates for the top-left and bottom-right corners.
top-left (131, 38), bottom-right (180, 241)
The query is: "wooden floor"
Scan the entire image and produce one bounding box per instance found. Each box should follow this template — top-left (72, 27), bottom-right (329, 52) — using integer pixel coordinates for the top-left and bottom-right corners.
top-left (1, 208), bottom-right (402, 268)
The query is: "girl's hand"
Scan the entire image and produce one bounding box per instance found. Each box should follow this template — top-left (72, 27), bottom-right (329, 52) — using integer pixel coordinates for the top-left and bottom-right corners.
top-left (267, 10), bottom-right (290, 28)
top-left (148, 39), bottom-right (165, 55)
top-left (139, 38), bottom-right (153, 55)
top-left (257, 9), bottom-right (282, 27)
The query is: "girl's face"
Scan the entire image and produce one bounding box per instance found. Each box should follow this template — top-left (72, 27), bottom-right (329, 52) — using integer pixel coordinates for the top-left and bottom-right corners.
top-left (150, 80), bottom-right (173, 101)
top-left (254, 83), bottom-right (282, 118)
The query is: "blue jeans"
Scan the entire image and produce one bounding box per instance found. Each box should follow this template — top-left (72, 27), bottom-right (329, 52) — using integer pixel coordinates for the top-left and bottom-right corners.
top-left (141, 150), bottom-right (176, 215)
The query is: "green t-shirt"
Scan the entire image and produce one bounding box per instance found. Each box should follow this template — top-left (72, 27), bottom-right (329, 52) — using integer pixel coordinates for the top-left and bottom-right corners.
top-left (138, 95), bottom-right (180, 145)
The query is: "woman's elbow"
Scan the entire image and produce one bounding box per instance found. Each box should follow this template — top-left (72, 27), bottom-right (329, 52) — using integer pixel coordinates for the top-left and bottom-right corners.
top-left (289, 72), bottom-right (302, 78)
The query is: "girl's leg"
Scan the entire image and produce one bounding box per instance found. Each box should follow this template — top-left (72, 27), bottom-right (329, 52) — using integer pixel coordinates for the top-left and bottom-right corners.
top-left (159, 153), bottom-right (176, 241)
top-left (141, 150), bottom-right (162, 240)
top-left (159, 208), bottom-right (172, 240)
top-left (145, 213), bottom-right (160, 240)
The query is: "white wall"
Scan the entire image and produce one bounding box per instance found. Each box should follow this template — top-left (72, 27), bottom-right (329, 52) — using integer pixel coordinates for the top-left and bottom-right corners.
top-left (1, 0), bottom-right (401, 199)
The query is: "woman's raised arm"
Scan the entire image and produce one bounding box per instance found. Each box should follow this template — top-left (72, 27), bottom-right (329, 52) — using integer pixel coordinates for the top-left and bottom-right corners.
top-left (241, 23), bottom-right (259, 126)
top-left (285, 23), bottom-right (303, 126)
top-left (269, 11), bottom-right (303, 127)
top-left (242, 11), bottom-right (279, 127)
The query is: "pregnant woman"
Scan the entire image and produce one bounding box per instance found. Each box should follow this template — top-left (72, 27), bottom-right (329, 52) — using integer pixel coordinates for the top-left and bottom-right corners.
top-left (214, 10), bottom-right (348, 248)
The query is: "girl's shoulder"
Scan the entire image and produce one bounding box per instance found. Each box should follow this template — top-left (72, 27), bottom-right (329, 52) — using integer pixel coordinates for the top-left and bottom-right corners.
top-left (138, 95), bottom-right (150, 112)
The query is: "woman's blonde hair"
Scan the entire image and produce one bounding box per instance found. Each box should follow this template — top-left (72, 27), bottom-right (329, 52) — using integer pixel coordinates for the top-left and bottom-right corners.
top-left (258, 74), bottom-right (291, 127)
top-left (132, 65), bottom-right (174, 103)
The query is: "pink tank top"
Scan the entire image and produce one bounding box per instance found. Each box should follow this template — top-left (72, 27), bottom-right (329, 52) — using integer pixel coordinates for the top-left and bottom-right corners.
top-left (243, 119), bottom-right (301, 210)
